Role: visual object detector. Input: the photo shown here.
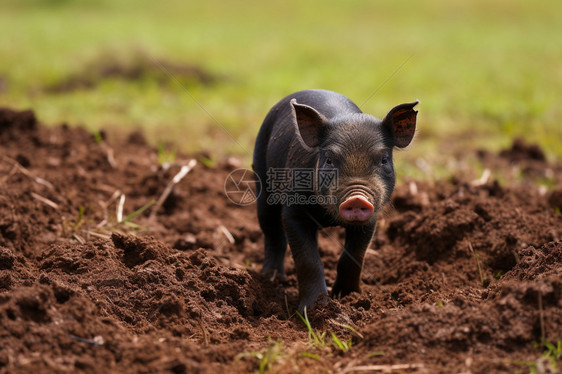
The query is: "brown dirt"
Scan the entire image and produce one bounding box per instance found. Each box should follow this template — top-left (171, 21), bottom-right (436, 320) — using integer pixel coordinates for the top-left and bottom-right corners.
top-left (0, 107), bottom-right (561, 373)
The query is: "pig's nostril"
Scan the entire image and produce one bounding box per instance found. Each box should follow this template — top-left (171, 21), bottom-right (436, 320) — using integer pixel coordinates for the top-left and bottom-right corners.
top-left (339, 195), bottom-right (374, 223)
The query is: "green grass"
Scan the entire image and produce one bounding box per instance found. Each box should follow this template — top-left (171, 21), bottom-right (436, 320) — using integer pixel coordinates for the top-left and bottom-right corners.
top-left (63, 198), bottom-right (156, 242)
top-left (236, 338), bottom-right (284, 374)
top-left (296, 309), bottom-right (354, 353)
top-left (1, 0), bottom-right (561, 165)
top-left (515, 340), bottom-right (562, 373)
top-left (538, 340), bottom-right (561, 370)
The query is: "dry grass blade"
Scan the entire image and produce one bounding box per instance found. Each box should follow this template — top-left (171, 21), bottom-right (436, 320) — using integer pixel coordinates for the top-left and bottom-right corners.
top-left (69, 334), bottom-right (104, 347)
top-left (149, 159), bottom-right (196, 221)
top-left (4, 156), bottom-right (55, 190)
top-left (117, 194), bottom-right (125, 223)
top-left (197, 317), bottom-right (209, 347)
top-left (218, 224), bottom-right (235, 244)
top-left (97, 190), bottom-right (122, 227)
top-left (72, 233), bottom-right (86, 244)
top-left (326, 319), bottom-right (363, 339)
top-left (88, 231), bottom-right (111, 240)
top-left (100, 143), bottom-right (117, 169)
top-left (468, 241), bottom-right (488, 287)
top-left (31, 192), bottom-right (59, 209)
top-left (408, 181), bottom-right (418, 195)
top-left (269, 269), bottom-right (278, 283)
top-left (108, 190), bottom-right (122, 203)
top-left (0, 162), bottom-right (18, 184)
top-left (471, 168), bottom-right (491, 186)
top-left (70, 198), bottom-right (155, 243)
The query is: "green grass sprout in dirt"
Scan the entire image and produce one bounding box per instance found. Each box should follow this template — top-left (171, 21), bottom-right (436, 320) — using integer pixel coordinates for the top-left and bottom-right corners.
top-left (237, 338), bottom-right (284, 374)
top-left (1, 0), bottom-right (562, 161)
top-left (297, 308), bottom-right (355, 353)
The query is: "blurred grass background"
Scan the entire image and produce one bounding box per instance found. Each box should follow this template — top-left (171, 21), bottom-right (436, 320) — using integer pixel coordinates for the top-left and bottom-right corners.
top-left (1, 0), bottom-right (561, 175)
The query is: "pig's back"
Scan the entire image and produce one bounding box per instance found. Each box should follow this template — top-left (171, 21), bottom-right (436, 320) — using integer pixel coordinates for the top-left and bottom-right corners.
top-left (282, 89), bottom-right (363, 119)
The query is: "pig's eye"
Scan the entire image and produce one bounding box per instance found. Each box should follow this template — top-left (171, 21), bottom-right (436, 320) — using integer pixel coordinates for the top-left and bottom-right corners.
top-left (381, 155), bottom-right (389, 165)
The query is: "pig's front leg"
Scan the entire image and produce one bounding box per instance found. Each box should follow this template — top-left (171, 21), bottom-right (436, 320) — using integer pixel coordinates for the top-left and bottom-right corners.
top-left (282, 207), bottom-right (328, 312)
top-left (332, 224), bottom-right (375, 298)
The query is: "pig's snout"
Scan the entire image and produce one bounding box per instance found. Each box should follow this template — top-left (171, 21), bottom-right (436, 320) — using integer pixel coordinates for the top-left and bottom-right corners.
top-left (339, 195), bottom-right (374, 223)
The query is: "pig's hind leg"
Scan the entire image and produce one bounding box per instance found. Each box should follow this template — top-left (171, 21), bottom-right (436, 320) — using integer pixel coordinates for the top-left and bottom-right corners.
top-left (258, 196), bottom-right (288, 280)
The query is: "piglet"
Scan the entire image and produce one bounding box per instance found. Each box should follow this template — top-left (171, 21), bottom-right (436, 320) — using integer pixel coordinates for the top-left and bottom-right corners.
top-left (253, 89), bottom-right (418, 311)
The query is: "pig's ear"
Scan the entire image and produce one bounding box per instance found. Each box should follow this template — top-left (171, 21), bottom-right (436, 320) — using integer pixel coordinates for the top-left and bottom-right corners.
top-left (291, 99), bottom-right (328, 150)
top-left (382, 100), bottom-right (419, 148)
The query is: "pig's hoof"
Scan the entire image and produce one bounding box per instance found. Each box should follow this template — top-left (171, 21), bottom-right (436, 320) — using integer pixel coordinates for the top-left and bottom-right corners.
top-left (331, 283), bottom-right (360, 299)
top-left (298, 293), bottom-right (329, 313)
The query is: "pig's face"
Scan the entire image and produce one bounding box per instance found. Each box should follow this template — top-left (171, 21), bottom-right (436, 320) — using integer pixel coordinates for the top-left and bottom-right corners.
top-left (291, 99), bottom-right (418, 225)
top-left (318, 118), bottom-right (395, 224)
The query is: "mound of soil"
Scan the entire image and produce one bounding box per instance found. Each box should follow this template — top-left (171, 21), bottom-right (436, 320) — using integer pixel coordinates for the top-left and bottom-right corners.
top-left (46, 51), bottom-right (219, 93)
top-left (0, 107), bottom-right (561, 373)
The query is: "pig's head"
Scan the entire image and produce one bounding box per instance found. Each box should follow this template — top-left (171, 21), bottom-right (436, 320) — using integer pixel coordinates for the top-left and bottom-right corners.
top-left (291, 98), bottom-right (418, 225)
